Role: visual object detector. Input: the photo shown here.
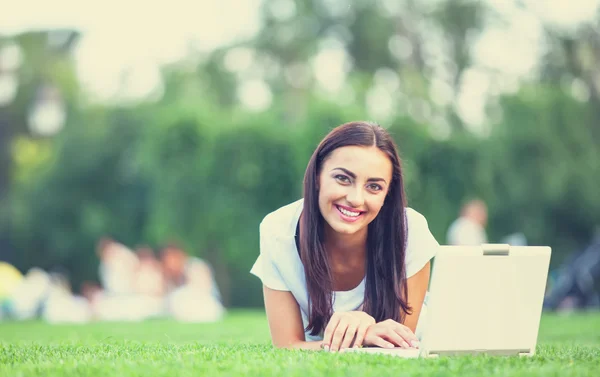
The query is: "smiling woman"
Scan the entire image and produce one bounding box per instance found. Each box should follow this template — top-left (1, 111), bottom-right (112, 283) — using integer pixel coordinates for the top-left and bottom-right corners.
top-left (250, 121), bottom-right (439, 352)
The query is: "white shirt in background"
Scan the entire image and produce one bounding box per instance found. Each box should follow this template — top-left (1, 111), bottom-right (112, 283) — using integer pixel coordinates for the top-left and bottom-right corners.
top-left (446, 217), bottom-right (488, 246)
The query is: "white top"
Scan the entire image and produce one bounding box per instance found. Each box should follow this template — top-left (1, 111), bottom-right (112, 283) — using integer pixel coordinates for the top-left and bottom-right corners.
top-left (250, 198), bottom-right (440, 341)
top-left (446, 217), bottom-right (488, 246)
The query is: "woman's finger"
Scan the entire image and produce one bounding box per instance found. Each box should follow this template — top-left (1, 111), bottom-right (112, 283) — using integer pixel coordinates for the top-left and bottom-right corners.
top-left (366, 332), bottom-right (395, 349)
top-left (322, 314), bottom-right (341, 350)
top-left (393, 324), bottom-right (419, 347)
top-left (352, 323), bottom-right (371, 348)
top-left (400, 324), bottom-right (419, 341)
top-left (382, 328), bottom-right (410, 348)
top-left (385, 321), bottom-right (416, 339)
top-left (383, 320), bottom-right (418, 346)
top-left (339, 322), bottom-right (358, 350)
top-left (329, 320), bottom-right (350, 352)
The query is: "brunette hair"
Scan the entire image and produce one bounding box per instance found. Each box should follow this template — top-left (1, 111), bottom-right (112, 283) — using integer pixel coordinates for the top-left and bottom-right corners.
top-left (300, 121), bottom-right (411, 336)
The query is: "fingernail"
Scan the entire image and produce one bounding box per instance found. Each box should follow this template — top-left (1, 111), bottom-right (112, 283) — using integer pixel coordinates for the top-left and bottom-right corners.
top-left (387, 343), bottom-right (394, 348)
top-left (411, 340), bottom-right (420, 348)
top-left (402, 341), bottom-right (410, 348)
top-left (324, 345), bottom-right (330, 352)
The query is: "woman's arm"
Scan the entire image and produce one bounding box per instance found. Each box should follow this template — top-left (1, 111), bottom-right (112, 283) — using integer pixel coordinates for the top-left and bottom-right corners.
top-left (263, 285), bottom-right (323, 350)
top-left (402, 261), bottom-right (431, 333)
top-left (262, 261), bottom-right (431, 349)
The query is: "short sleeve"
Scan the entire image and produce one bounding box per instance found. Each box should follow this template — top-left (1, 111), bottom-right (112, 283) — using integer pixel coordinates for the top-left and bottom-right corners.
top-left (405, 209), bottom-right (440, 278)
top-left (249, 220), bottom-right (290, 291)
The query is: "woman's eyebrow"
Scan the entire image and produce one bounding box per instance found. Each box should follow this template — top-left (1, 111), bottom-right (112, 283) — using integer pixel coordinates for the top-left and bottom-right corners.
top-left (331, 167), bottom-right (387, 184)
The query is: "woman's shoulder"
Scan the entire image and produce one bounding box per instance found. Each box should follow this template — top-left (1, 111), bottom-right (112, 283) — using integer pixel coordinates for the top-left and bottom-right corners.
top-left (260, 198), bottom-right (304, 239)
top-left (403, 207), bottom-right (439, 276)
top-left (404, 207), bottom-right (438, 244)
top-left (405, 207), bottom-right (429, 227)
top-left (257, 200), bottom-right (304, 276)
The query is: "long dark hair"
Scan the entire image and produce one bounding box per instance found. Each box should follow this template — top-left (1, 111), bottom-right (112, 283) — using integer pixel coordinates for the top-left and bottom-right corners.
top-left (300, 121), bottom-right (410, 336)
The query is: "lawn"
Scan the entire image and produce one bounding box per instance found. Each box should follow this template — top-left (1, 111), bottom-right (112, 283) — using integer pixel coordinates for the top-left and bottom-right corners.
top-left (1, 310), bottom-right (599, 377)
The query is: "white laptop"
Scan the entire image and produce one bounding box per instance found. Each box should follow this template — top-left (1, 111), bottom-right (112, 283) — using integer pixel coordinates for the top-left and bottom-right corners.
top-left (347, 244), bottom-right (551, 358)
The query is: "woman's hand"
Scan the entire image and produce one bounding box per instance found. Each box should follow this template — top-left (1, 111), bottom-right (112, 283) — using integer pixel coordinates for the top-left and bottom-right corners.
top-left (363, 319), bottom-right (420, 349)
top-left (322, 311), bottom-right (376, 352)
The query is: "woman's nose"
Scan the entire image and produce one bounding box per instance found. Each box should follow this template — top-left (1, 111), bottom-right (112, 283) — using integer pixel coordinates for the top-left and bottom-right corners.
top-left (345, 186), bottom-right (365, 207)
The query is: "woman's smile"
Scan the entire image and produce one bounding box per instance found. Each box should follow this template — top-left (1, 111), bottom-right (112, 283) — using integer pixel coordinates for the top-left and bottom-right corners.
top-left (335, 204), bottom-right (365, 223)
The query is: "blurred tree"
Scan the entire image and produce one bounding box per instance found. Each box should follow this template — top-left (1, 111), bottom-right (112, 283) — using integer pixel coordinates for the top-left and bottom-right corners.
top-left (10, 107), bottom-right (150, 288)
top-left (483, 85), bottom-right (600, 263)
top-left (136, 102), bottom-right (300, 305)
top-left (0, 30), bottom-right (79, 264)
top-left (540, 23), bottom-right (600, 138)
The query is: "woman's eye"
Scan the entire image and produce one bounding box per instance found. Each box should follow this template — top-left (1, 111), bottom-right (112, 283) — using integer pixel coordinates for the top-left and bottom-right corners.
top-left (368, 183), bottom-right (382, 191)
top-left (335, 175), bottom-right (350, 183)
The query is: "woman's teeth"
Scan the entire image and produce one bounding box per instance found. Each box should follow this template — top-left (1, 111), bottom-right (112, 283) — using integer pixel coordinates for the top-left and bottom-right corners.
top-left (338, 206), bottom-right (360, 217)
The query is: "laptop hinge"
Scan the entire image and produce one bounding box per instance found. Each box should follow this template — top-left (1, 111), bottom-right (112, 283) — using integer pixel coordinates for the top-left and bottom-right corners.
top-left (482, 243), bottom-right (510, 256)
top-left (427, 349), bottom-right (531, 357)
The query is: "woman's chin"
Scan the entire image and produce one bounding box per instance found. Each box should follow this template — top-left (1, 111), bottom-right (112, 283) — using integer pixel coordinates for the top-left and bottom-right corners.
top-left (327, 219), bottom-right (363, 235)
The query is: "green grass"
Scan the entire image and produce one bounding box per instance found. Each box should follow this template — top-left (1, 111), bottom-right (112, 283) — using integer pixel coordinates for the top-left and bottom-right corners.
top-left (1, 310), bottom-right (599, 376)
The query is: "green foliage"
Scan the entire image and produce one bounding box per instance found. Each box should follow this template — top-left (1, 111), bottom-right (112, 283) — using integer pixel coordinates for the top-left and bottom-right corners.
top-left (481, 86), bottom-right (600, 259)
top-left (135, 106), bottom-right (301, 305)
top-left (6, 86), bottom-right (600, 305)
top-left (346, 7), bottom-right (397, 72)
top-left (9, 108), bottom-right (149, 286)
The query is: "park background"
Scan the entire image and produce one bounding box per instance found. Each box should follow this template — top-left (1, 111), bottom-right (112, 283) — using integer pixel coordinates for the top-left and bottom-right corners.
top-left (1, 0), bottom-right (600, 309)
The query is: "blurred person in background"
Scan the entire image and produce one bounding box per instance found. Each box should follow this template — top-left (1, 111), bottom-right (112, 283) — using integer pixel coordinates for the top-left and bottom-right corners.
top-left (6, 267), bottom-right (52, 320)
top-left (97, 237), bottom-right (139, 296)
top-left (0, 261), bottom-right (23, 320)
top-left (161, 244), bottom-right (225, 322)
top-left (42, 269), bottom-right (92, 324)
top-left (544, 228), bottom-right (600, 312)
top-left (160, 244), bottom-right (188, 290)
top-left (130, 245), bottom-right (167, 319)
top-left (134, 246), bottom-right (166, 297)
top-left (94, 238), bottom-right (163, 321)
top-left (2, 265), bottom-right (92, 323)
top-left (80, 281), bottom-right (104, 317)
top-left (446, 199), bottom-right (488, 246)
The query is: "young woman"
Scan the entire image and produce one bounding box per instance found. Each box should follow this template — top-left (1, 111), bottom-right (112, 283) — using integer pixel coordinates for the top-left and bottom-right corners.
top-left (250, 121), bottom-right (439, 352)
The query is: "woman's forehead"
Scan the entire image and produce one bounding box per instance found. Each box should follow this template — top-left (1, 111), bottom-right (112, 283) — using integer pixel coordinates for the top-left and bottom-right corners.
top-left (323, 146), bottom-right (392, 177)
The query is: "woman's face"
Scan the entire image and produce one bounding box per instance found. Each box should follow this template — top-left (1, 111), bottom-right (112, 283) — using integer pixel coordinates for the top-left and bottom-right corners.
top-left (317, 145), bottom-right (393, 236)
